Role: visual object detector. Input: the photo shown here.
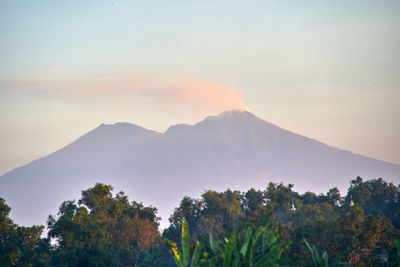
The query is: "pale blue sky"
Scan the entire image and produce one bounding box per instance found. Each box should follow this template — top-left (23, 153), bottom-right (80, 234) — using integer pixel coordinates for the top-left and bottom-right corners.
top-left (1, 0), bottom-right (399, 174)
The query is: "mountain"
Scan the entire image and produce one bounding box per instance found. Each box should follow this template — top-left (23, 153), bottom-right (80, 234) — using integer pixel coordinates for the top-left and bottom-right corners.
top-left (1, 110), bottom-right (399, 228)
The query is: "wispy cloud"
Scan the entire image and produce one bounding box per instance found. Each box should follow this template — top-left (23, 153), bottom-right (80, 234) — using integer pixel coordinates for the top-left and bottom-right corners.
top-left (0, 73), bottom-right (249, 113)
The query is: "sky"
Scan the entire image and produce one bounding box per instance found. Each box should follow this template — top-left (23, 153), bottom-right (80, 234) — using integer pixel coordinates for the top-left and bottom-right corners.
top-left (0, 0), bottom-right (399, 175)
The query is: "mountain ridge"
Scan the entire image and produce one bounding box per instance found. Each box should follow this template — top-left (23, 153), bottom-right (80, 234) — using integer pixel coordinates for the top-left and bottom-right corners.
top-left (1, 110), bottom-right (399, 229)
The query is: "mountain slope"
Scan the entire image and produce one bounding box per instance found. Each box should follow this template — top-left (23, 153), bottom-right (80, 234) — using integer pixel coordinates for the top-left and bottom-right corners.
top-left (1, 110), bottom-right (399, 228)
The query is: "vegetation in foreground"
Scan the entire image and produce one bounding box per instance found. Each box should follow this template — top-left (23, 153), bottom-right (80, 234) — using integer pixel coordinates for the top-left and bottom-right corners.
top-left (165, 218), bottom-right (292, 266)
top-left (1, 177), bottom-right (400, 266)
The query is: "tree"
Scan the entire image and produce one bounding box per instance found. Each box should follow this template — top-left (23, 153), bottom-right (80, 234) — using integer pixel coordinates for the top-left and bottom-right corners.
top-left (347, 177), bottom-right (400, 228)
top-left (327, 187), bottom-right (341, 206)
top-left (0, 198), bottom-right (50, 266)
top-left (47, 183), bottom-right (159, 266)
top-left (164, 190), bottom-right (245, 244)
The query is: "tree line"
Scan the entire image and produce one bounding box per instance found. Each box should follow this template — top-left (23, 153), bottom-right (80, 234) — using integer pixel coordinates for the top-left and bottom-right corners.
top-left (1, 177), bottom-right (399, 266)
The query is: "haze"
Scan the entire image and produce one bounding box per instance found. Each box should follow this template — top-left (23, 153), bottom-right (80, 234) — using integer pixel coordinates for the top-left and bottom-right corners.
top-left (1, 0), bottom-right (400, 175)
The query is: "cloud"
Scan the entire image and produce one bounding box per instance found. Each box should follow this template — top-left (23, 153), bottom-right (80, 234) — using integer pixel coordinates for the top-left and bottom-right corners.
top-left (153, 79), bottom-right (249, 112)
top-left (0, 73), bottom-right (249, 113)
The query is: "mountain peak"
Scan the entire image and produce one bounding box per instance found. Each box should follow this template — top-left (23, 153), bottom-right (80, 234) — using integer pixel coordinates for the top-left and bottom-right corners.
top-left (195, 109), bottom-right (276, 131)
top-left (164, 123), bottom-right (192, 135)
top-left (65, 121), bottom-right (161, 150)
top-left (97, 122), bottom-right (143, 129)
top-left (200, 109), bottom-right (256, 124)
top-left (217, 109), bottom-right (255, 119)
top-left (94, 122), bottom-right (161, 133)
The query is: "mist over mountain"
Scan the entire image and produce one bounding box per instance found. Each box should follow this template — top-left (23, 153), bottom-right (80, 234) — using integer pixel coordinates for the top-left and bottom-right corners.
top-left (1, 110), bottom-right (399, 228)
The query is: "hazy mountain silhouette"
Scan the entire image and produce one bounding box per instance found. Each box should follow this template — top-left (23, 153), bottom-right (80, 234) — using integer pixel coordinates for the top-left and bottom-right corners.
top-left (1, 110), bottom-right (399, 228)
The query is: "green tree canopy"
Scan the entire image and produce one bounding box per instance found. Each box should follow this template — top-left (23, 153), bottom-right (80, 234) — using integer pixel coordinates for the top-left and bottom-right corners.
top-left (0, 198), bottom-right (50, 266)
top-left (47, 183), bottom-right (160, 266)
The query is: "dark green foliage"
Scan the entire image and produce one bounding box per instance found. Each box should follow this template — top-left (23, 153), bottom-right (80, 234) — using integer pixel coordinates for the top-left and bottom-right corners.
top-left (347, 177), bottom-right (400, 228)
top-left (226, 226), bottom-right (291, 266)
top-left (201, 225), bottom-right (291, 266)
top-left (397, 240), bottom-right (400, 259)
top-left (0, 198), bottom-right (51, 266)
top-left (164, 218), bottom-right (203, 267)
top-left (1, 177), bottom-right (399, 266)
top-left (166, 218), bottom-right (291, 267)
top-left (135, 244), bottom-right (174, 266)
top-left (47, 183), bottom-right (160, 266)
top-left (165, 178), bottom-right (400, 266)
top-left (303, 239), bottom-right (351, 267)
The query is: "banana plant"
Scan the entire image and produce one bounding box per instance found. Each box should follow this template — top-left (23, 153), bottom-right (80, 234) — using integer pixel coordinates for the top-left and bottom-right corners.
top-left (303, 239), bottom-right (351, 267)
top-left (165, 219), bottom-right (291, 267)
top-left (164, 218), bottom-right (203, 267)
top-left (203, 225), bottom-right (291, 267)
